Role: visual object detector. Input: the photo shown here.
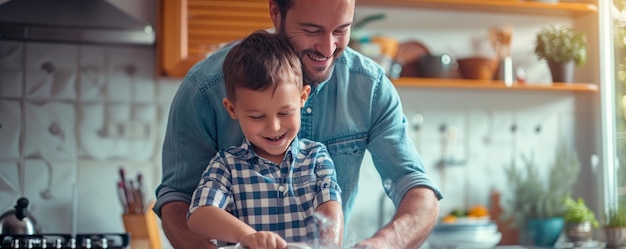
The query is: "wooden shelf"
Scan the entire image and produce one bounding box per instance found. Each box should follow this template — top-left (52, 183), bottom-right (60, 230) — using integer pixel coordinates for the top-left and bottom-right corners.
top-left (392, 77), bottom-right (598, 92)
top-left (357, 0), bottom-right (597, 17)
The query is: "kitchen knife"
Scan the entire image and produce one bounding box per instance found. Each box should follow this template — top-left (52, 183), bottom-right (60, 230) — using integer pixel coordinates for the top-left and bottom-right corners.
top-left (118, 167), bottom-right (134, 213)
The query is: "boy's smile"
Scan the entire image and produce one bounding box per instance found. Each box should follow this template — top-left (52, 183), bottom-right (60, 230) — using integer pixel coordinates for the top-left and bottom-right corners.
top-left (224, 82), bottom-right (310, 164)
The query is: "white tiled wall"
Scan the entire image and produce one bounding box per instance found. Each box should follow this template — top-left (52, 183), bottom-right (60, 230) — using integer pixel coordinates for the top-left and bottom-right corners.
top-left (0, 40), bottom-right (159, 235)
top-left (0, 3), bottom-right (601, 249)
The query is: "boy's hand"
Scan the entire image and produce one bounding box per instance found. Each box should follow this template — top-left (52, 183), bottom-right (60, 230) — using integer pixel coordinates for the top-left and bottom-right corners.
top-left (239, 231), bottom-right (288, 249)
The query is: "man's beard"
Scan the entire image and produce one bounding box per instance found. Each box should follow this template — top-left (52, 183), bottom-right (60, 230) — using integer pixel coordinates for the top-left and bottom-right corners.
top-left (278, 23), bottom-right (337, 86)
top-left (300, 51), bottom-right (336, 86)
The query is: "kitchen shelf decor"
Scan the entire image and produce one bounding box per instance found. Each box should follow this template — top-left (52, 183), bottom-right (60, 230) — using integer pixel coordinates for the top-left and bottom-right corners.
top-left (357, 0), bottom-right (597, 17)
top-left (158, 0), bottom-right (597, 77)
top-left (392, 77), bottom-right (598, 92)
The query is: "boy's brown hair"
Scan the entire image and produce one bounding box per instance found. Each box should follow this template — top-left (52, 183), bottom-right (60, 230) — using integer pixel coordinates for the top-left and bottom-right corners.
top-left (223, 30), bottom-right (303, 102)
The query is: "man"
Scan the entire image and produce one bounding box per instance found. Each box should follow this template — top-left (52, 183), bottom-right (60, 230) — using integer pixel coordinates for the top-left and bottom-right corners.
top-left (154, 0), bottom-right (443, 248)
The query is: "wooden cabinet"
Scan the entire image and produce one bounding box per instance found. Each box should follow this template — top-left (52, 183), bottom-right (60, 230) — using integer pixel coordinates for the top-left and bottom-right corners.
top-left (158, 0), bottom-right (598, 92)
top-left (158, 0), bottom-right (273, 77)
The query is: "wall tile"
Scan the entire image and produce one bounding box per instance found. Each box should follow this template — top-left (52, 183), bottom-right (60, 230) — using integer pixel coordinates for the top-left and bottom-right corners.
top-left (108, 103), bottom-right (131, 122)
top-left (76, 161), bottom-right (125, 233)
top-left (23, 159), bottom-right (76, 233)
top-left (0, 100), bottom-right (21, 159)
top-left (78, 103), bottom-right (116, 160)
top-left (106, 46), bottom-right (155, 103)
top-left (25, 43), bottom-right (77, 100)
top-left (23, 101), bottom-right (77, 160)
top-left (0, 41), bottom-right (24, 98)
top-left (79, 45), bottom-right (107, 102)
top-left (0, 161), bottom-right (21, 213)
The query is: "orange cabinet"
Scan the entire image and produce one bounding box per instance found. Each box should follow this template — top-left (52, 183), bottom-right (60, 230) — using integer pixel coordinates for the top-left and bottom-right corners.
top-left (158, 0), bottom-right (273, 77)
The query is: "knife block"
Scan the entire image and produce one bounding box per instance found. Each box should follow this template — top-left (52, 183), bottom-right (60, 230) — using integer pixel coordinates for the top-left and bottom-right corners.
top-left (122, 202), bottom-right (162, 249)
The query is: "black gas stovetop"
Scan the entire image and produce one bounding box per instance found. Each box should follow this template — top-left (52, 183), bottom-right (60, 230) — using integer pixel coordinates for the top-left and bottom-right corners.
top-left (0, 233), bottom-right (129, 249)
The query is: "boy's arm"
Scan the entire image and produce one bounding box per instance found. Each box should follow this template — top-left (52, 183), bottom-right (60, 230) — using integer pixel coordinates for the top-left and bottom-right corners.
top-left (187, 205), bottom-right (256, 243)
top-left (315, 201), bottom-right (344, 247)
top-left (188, 206), bottom-right (288, 249)
top-left (311, 142), bottom-right (343, 246)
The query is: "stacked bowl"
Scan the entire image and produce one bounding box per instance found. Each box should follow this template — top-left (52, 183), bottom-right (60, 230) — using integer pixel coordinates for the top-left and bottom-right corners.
top-left (427, 218), bottom-right (502, 249)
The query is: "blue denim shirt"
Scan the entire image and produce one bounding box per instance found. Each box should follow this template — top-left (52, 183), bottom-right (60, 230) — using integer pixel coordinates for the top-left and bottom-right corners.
top-left (154, 43), bottom-right (443, 223)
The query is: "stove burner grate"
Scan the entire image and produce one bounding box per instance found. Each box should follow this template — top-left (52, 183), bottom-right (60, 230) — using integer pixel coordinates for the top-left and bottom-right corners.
top-left (0, 233), bottom-right (129, 249)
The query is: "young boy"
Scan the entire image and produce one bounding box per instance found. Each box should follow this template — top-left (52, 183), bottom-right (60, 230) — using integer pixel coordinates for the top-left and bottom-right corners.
top-left (186, 30), bottom-right (343, 249)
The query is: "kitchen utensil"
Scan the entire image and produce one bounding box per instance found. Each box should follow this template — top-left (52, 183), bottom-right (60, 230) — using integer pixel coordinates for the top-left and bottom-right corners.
top-left (489, 26), bottom-right (513, 60)
top-left (417, 54), bottom-right (459, 79)
top-left (118, 167), bottom-right (134, 212)
top-left (396, 40), bottom-right (430, 77)
top-left (0, 197), bottom-right (39, 235)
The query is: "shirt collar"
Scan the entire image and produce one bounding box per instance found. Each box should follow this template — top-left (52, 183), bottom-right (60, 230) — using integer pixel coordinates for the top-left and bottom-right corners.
top-left (232, 138), bottom-right (299, 164)
top-left (307, 67), bottom-right (334, 96)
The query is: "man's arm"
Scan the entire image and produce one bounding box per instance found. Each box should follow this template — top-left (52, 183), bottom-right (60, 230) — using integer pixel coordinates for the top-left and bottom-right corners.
top-left (161, 201), bottom-right (218, 249)
top-left (355, 187), bottom-right (439, 249)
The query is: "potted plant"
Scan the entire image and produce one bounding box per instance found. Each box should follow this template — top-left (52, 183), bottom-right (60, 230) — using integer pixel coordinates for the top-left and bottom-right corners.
top-left (563, 197), bottom-right (599, 243)
top-left (604, 205), bottom-right (626, 248)
top-left (534, 25), bottom-right (587, 83)
top-left (504, 142), bottom-right (581, 247)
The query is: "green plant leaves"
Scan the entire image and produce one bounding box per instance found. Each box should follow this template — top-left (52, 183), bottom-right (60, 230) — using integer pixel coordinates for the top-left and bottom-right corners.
top-left (564, 197), bottom-right (599, 228)
top-left (503, 141), bottom-right (582, 228)
top-left (534, 25), bottom-right (587, 66)
top-left (606, 205), bottom-right (626, 227)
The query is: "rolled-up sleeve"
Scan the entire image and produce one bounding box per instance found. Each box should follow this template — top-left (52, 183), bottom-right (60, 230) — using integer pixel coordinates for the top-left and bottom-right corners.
top-left (188, 156), bottom-right (232, 218)
top-left (314, 147), bottom-right (342, 208)
top-left (367, 73), bottom-right (443, 207)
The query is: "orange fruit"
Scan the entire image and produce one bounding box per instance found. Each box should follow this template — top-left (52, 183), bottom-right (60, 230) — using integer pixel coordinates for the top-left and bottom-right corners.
top-left (468, 205), bottom-right (489, 217)
top-left (441, 215), bottom-right (457, 223)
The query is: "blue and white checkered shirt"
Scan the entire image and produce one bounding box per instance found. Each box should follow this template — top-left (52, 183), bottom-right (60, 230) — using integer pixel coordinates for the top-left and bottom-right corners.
top-left (189, 137), bottom-right (341, 245)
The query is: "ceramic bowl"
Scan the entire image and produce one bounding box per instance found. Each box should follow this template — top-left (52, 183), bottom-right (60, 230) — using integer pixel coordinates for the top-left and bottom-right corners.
top-left (428, 220), bottom-right (501, 249)
top-left (457, 57), bottom-right (498, 80)
top-left (428, 231), bottom-right (502, 249)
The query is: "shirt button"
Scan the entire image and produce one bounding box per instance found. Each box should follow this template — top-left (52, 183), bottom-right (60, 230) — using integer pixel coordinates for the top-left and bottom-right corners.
top-left (278, 185), bottom-right (285, 192)
top-left (306, 107), bottom-right (312, 113)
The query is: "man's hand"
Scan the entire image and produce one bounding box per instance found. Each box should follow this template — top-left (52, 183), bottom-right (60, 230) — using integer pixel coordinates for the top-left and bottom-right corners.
top-left (354, 187), bottom-right (440, 249)
top-left (239, 231), bottom-right (288, 249)
top-left (161, 201), bottom-right (218, 249)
